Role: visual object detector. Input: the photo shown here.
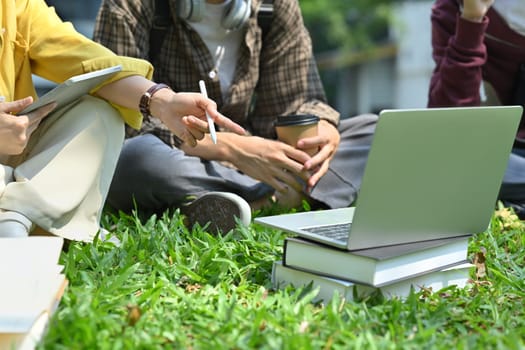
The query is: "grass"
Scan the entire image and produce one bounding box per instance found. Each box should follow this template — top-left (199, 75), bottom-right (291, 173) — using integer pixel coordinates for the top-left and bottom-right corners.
top-left (40, 204), bottom-right (525, 349)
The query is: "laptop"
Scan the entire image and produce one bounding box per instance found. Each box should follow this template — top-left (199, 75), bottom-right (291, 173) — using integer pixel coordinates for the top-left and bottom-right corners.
top-left (255, 106), bottom-right (523, 250)
top-left (20, 65), bottom-right (122, 115)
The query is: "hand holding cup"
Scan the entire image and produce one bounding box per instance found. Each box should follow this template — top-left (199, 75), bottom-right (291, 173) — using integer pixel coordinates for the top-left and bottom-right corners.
top-left (274, 114), bottom-right (320, 156)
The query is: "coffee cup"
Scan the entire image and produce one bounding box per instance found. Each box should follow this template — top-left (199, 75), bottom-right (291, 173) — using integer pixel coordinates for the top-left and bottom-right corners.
top-left (274, 114), bottom-right (320, 156)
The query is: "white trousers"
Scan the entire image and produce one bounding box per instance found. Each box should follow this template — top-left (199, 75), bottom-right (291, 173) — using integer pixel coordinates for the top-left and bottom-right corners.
top-left (0, 96), bottom-right (124, 242)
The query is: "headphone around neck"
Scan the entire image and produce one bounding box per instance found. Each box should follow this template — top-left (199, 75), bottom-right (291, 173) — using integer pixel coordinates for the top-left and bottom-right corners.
top-left (176, 0), bottom-right (252, 31)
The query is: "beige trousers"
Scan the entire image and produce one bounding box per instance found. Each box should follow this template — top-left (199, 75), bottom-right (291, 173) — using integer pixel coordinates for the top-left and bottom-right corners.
top-left (0, 96), bottom-right (124, 242)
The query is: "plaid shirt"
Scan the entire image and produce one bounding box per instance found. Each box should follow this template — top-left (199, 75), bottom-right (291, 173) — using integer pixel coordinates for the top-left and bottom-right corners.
top-left (94, 0), bottom-right (339, 147)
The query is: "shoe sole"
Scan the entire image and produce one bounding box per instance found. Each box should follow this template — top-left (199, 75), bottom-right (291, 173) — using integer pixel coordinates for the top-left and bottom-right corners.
top-left (182, 192), bottom-right (250, 234)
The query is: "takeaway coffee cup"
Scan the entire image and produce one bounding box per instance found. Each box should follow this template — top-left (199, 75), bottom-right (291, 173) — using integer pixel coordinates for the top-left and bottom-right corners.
top-left (274, 114), bottom-right (320, 156)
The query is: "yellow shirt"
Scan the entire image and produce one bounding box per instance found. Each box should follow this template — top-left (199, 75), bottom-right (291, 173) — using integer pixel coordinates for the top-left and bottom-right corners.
top-left (0, 0), bottom-right (154, 129)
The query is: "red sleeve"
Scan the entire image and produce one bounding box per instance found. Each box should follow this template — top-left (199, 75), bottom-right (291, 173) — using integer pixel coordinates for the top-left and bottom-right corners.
top-left (428, 0), bottom-right (488, 107)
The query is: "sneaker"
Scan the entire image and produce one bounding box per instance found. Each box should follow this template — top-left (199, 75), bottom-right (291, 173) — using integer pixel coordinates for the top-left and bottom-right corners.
top-left (0, 211), bottom-right (33, 238)
top-left (181, 192), bottom-right (251, 234)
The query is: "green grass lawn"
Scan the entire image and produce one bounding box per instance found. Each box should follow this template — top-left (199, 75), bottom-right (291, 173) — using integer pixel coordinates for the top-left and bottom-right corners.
top-left (40, 204), bottom-right (525, 349)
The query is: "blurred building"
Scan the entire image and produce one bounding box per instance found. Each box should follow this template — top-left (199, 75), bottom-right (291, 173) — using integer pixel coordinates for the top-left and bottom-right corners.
top-left (316, 1), bottom-right (434, 118)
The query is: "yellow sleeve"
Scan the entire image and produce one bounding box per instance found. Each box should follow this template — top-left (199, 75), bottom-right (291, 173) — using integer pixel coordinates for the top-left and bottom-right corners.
top-left (17, 0), bottom-right (154, 129)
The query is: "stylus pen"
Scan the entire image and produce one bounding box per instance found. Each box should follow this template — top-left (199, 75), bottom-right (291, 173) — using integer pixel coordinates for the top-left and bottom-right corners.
top-left (198, 80), bottom-right (217, 144)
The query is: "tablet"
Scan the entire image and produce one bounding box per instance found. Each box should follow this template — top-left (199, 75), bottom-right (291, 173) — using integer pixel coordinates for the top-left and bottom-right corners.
top-left (19, 65), bottom-right (122, 115)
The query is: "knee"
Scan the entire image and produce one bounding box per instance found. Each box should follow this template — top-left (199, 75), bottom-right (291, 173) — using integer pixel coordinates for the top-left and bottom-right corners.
top-left (82, 95), bottom-right (124, 143)
top-left (118, 135), bottom-right (192, 178)
top-left (351, 113), bottom-right (379, 126)
top-left (339, 113), bottom-right (378, 137)
top-left (56, 95), bottom-right (124, 148)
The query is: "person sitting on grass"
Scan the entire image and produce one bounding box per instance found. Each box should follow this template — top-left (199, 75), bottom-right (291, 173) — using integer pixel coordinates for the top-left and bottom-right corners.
top-left (0, 0), bottom-right (244, 240)
top-left (93, 0), bottom-right (378, 234)
top-left (428, 0), bottom-right (525, 218)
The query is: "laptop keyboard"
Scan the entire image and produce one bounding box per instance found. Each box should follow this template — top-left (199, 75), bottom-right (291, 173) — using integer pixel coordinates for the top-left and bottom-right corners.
top-left (302, 223), bottom-right (351, 242)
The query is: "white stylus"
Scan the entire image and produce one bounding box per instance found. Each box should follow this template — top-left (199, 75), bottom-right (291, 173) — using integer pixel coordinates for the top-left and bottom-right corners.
top-left (198, 80), bottom-right (217, 144)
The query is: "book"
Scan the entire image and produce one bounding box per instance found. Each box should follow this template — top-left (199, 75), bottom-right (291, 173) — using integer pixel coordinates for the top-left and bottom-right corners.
top-left (272, 260), bottom-right (473, 304)
top-left (0, 237), bottom-right (67, 350)
top-left (283, 236), bottom-right (470, 287)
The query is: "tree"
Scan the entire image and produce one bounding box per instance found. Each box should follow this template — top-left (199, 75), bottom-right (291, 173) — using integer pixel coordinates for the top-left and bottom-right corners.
top-left (299, 0), bottom-right (395, 54)
top-left (298, 0), bottom-right (400, 115)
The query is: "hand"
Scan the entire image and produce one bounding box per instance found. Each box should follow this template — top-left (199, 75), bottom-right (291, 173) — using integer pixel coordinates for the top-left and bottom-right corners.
top-left (225, 135), bottom-right (313, 193)
top-left (298, 120), bottom-right (340, 191)
top-left (0, 97), bottom-right (56, 156)
top-left (95, 76), bottom-right (246, 147)
top-left (151, 90), bottom-right (246, 147)
top-left (461, 0), bottom-right (494, 22)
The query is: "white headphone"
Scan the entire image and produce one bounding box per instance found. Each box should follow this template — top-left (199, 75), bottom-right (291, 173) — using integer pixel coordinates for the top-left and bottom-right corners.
top-left (176, 0), bottom-right (252, 31)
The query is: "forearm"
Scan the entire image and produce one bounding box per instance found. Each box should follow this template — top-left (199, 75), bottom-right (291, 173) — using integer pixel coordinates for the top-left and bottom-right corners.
top-left (180, 132), bottom-right (244, 162)
top-left (428, 9), bottom-right (488, 107)
top-left (95, 75), bottom-right (152, 111)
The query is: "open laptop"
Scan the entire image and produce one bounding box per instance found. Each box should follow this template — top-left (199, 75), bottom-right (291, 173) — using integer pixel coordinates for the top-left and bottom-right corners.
top-left (255, 106), bottom-right (523, 250)
top-left (19, 65), bottom-right (122, 115)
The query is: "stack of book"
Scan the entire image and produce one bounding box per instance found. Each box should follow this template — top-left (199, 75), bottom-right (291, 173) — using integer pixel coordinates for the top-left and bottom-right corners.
top-left (272, 236), bottom-right (473, 304)
top-left (0, 237), bottom-right (67, 350)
